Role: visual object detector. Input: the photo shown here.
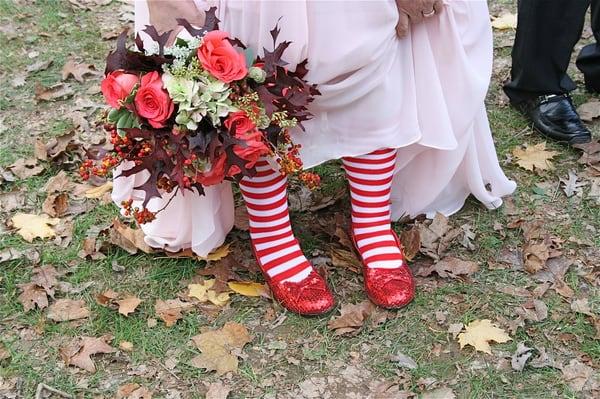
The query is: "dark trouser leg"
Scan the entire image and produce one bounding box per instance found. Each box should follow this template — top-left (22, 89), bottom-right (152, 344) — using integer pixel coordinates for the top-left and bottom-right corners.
top-left (503, 0), bottom-right (590, 105)
top-left (577, 0), bottom-right (600, 92)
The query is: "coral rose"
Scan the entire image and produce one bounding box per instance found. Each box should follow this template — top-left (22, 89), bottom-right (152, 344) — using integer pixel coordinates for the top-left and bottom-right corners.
top-left (198, 31), bottom-right (248, 83)
top-left (228, 130), bottom-right (270, 176)
top-left (224, 111), bottom-right (256, 135)
top-left (101, 70), bottom-right (139, 109)
top-left (196, 152), bottom-right (227, 186)
top-left (134, 71), bottom-right (174, 128)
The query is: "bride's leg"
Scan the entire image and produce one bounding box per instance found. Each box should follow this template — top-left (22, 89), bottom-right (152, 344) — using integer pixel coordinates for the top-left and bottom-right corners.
top-left (239, 158), bottom-right (335, 315)
top-left (342, 148), bottom-right (415, 308)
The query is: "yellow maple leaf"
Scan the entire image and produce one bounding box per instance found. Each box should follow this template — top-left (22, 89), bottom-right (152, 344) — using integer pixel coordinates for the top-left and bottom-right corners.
top-left (11, 213), bottom-right (60, 242)
top-left (202, 244), bottom-right (230, 261)
top-left (228, 281), bottom-right (270, 298)
top-left (190, 322), bottom-right (251, 375)
top-left (85, 181), bottom-right (113, 199)
top-left (457, 319), bottom-right (511, 354)
top-left (512, 142), bottom-right (559, 172)
top-left (188, 280), bottom-right (230, 306)
top-left (491, 13), bottom-right (517, 30)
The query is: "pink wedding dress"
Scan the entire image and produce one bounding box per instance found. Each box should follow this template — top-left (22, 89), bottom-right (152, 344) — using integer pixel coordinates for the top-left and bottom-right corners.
top-left (112, 0), bottom-right (516, 257)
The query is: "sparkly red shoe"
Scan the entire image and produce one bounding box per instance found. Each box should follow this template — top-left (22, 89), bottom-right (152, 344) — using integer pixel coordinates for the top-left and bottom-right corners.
top-left (351, 230), bottom-right (415, 309)
top-left (250, 243), bottom-right (335, 316)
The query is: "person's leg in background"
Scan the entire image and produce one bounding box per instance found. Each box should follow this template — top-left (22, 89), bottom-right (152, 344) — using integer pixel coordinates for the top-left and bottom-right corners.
top-left (577, 0), bottom-right (600, 93)
top-left (503, 0), bottom-right (592, 145)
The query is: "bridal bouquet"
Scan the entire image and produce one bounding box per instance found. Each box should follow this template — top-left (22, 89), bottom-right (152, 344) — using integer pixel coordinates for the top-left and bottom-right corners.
top-left (81, 8), bottom-right (320, 223)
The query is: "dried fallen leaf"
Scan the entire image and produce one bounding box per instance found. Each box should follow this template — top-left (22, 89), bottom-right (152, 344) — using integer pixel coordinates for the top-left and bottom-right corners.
top-left (34, 82), bottom-right (74, 102)
top-left (560, 170), bottom-right (586, 197)
top-left (203, 243), bottom-right (230, 261)
top-left (42, 193), bottom-right (69, 217)
top-left (577, 100), bottom-right (600, 122)
top-left (44, 171), bottom-right (73, 193)
top-left (61, 58), bottom-right (98, 82)
top-left (109, 218), bottom-right (153, 254)
top-left (491, 13), bottom-right (517, 30)
top-left (390, 352), bottom-right (418, 370)
top-left (416, 257), bottom-right (479, 279)
top-left (227, 281), bottom-right (270, 298)
top-left (60, 335), bottom-right (115, 372)
top-left (515, 299), bottom-right (548, 323)
top-left (85, 181), bottom-right (113, 199)
top-left (205, 381), bottom-right (231, 399)
top-left (328, 301), bottom-right (376, 335)
top-left (422, 387), bottom-right (456, 399)
top-left (11, 213), bottom-right (60, 242)
top-left (511, 342), bottom-right (534, 371)
top-left (26, 59), bottom-right (53, 73)
top-left (329, 247), bottom-right (362, 274)
top-left (18, 283), bottom-right (50, 311)
top-left (0, 342), bottom-right (10, 361)
top-left (155, 299), bottom-right (193, 327)
top-left (116, 296), bottom-right (142, 316)
top-left (523, 241), bottom-right (549, 274)
top-left (17, 265), bottom-right (61, 311)
top-left (400, 227), bottom-right (421, 261)
top-left (234, 205), bottom-right (249, 231)
top-left (188, 280), bottom-right (230, 306)
top-left (197, 255), bottom-right (242, 292)
top-left (8, 158), bottom-right (44, 179)
top-left (562, 359), bottom-right (594, 392)
top-left (47, 298), bottom-right (90, 322)
top-left (457, 319), bottom-right (511, 354)
top-left (119, 341), bottom-right (134, 352)
top-left (190, 322), bottom-right (252, 375)
top-left (512, 142), bottom-right (559, 173)
top-left (0, 190), bottom-right (25, 212)
top-left (570, 298), bottom-right (595, 317)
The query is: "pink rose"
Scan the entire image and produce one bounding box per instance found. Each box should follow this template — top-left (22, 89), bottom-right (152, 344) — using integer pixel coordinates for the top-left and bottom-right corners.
top-left (197, 31), bottom-right (248, 83)
top-left (196, 152), bottom-right (227, 186)
top-left (224, 111), bottom-right (256, 135)
top-left (134, 71), bottom-right (174, 128)
top-left (101, 70), bottom-right (139, 109)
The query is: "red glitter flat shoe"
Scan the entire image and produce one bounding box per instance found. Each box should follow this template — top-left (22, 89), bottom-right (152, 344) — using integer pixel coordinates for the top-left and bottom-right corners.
top-left (250, 242), bottom-right (335, 316)
top-left (351, 230), bottom-right (415, 309)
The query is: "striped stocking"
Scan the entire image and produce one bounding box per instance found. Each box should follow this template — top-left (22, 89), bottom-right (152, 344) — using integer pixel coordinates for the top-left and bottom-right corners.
top-left (239, 159), bottom-right (313, 283)
top-left (342, 148), bottom-right (405, 270)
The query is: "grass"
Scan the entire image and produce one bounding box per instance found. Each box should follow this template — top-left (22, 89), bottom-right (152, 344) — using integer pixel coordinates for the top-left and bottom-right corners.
top-left (1, 1), bottom-right (599, 398)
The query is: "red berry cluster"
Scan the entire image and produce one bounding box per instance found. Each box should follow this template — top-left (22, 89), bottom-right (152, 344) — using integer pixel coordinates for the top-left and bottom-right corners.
top-left (121, 199), bottom-right (157, 224)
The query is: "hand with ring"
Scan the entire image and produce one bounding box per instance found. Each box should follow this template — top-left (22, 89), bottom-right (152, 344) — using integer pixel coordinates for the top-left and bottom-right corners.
top-left (395, 0), bottom-right (444, 38)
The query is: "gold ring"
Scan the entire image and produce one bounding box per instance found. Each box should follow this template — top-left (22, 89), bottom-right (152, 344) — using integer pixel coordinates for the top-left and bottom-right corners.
top-left (422, 9), bottom-right (436, 18)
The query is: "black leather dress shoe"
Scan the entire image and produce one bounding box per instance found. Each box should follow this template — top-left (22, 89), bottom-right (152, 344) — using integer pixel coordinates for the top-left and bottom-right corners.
top-left (513, 94), bottom-right (592, 145)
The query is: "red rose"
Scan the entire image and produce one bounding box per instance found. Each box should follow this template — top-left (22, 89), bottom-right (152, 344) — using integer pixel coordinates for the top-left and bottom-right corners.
top-left (228, 130), bottom-right (270, 176)
top-left (224, 111), bottom-right (256, 135)
top-left (196, 152), bottom-right (227, 186)
top-left (134, 71), bottom-right (174, 128)
top-left (101, 70), bottom-right (139, 109)
top-left (197, 31), bottom-right (248, 83)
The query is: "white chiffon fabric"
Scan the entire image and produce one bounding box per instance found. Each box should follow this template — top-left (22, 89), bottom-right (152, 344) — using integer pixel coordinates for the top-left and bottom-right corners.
top-left (112, 0), bottom-right (516, 256)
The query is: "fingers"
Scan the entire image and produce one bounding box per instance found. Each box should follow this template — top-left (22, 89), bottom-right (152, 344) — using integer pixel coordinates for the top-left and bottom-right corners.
top-left (433, 0), bottom-right (444, 15)
top-left (422, 0), bottom-right (436, 13)
top-left (396, 11), bottom-right (410, 38)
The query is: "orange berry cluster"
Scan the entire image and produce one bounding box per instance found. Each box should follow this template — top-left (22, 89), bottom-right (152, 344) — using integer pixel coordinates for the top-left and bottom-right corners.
top-left (121, 199), bottom-right (157, 224)
top-left (298, 172), bottom-right (321, 190)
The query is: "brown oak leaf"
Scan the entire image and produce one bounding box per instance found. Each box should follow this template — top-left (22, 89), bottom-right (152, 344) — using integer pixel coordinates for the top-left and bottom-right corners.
top-left (60, 335), bottom-right (115, 372)
top-left (47, 298), bottom-right (90, 322)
